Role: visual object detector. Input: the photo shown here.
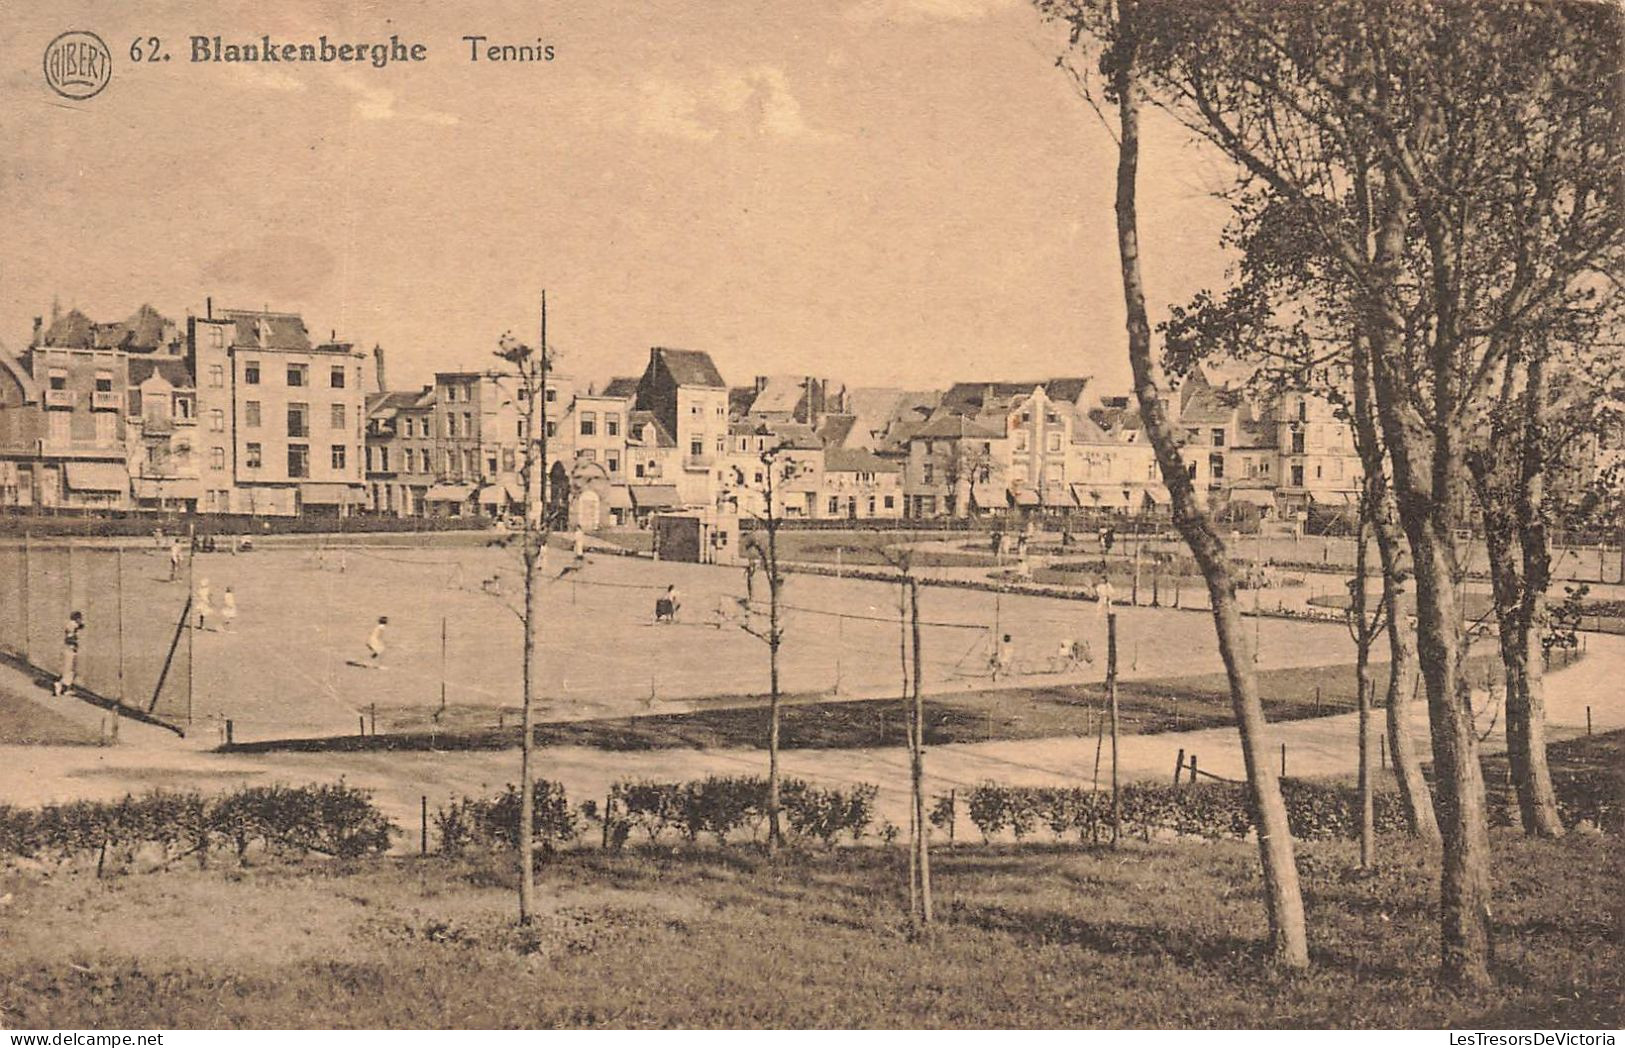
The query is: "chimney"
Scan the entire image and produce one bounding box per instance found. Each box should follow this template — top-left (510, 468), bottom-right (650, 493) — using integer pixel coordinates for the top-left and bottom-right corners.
top-left (205, 296), bottom-right (212, 319)
top-left (373, 344), bottom-right (387, 391)
top-left (32, 317), bottom-right (42, 345)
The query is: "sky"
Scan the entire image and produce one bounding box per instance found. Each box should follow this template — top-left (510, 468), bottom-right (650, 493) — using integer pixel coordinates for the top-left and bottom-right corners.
top-left (1, 0), bottom-right (1238, 395)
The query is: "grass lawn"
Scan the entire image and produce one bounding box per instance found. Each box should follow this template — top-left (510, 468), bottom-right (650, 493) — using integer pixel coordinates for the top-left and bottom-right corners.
top-left (0, 679), bottom-right (100, 746)
top-left (225, 653), bottom-right (1506, 755)
top-left (0, 828), bottom-right (1615, 1028)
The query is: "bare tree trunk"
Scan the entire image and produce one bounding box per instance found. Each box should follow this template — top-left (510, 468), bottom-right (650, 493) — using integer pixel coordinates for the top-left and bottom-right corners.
top-left (1364, 172), bottom-right (1493, 990)
top-left (909, 577), bottom-right (932, 927)
top-left (1351, 332), bottom-right (1439, 843)
top-left (766, 519), bottom-right (784, 853)
top-left (1372, 510), bottom-right (1439, 844)
top-left (1110, 0), bottom-right (1308, 968)
top-left (1353, 514), bottom-right (1376, 870)
top-left (517, 298), bottom-right (550, 926)
top-left (1512, 352), bottom-right (1565, 837)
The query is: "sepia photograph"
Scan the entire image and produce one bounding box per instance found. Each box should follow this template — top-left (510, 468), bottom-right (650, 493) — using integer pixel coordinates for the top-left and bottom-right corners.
top-left (0, 0), bottom-right (1620, 1034)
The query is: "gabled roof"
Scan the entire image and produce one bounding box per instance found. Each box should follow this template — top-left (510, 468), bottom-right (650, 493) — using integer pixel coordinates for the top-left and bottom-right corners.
top-left (221, 309), bottom-right (312, 351)
top-left (128, 357), bottom-right (192, 389)
top-left (747, 375), bottom-right (809, 416)
top-left (601, 376), bottom-right (641, 399)
top-left (816, 413), bottom-right (857, 448)
top-left (941, 378), bottom-right (1091, 416)
top-left (652, 347), bottom-right (726, 388)
top-left (728, 386), bottom-right (758, 418)
top-left (760, 420), bottom-right (822, 451)
top-left (628, 410), bottom-right (676, 448)
top-left (914, 412), bottom-right (1004, 440)
top-left (824, 447), bottom-right (900, 473)
top-left (38, 309), bottom-right (97, 348)
top-left (366, 390), bottom-right (424, 420)
top-left (0, 340), bottom-right (40, 402)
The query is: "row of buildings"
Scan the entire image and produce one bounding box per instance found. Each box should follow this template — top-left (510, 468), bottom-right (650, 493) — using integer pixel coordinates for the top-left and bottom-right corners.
top-left (0, 299), bottom-right (1371, 525)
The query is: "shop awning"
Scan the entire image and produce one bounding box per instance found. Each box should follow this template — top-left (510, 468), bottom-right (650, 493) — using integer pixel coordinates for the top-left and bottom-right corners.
top-left (300, 484), bottom-right (355, 505)
top-left (426, 484), bottom-right (475, 502)
top-left (1041, 485), bottom-right (1076, 508)
top-left (1140, 487), bottom-right (1168, 506)
top-left (602, 485), bottom-right (634, 510)
top-left (1008, 485), bottom-right (1041, 507)
top-left (1307, 490), bottom-right (1350, 505)
top-left (478, 482), bottom-right (521, 506)
top-left (630, 484), bottom-right (681, 510)
top-left (65, 462), bottom-right (129, 492)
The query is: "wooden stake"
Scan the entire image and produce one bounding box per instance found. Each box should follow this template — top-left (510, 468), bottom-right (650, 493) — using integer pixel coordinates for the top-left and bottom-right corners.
top-left (1173, 747), bottom-right (1186, 785)
top-left (1108, 612), bottom-right (1120, 847)
top-left (421, 795), bottom-right (428, 855)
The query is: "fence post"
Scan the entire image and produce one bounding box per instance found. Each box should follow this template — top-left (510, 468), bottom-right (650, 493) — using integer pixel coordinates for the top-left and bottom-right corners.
top-left (359, 715), bottom-right (366, 737)
top-left (1380, 733), bottom-right (1387, 771)
top-left (1280, 742), bottom-right (1286, 778)
top-left (369, 703), bottom-right (377, 736)
top-left (1173, 747), bottom-right (1185, 786)
top-left (421, 795), bottom-right (429, 856)
top-left (1189, 753), bottom-right (1198, 783)
top-left (947, 788), bottom-right (956, 846)
top-left (1586, 706), bottom-right (1592, 736)
top-left (115, 546), bottom-right (126, 704)
top-left (226, 719), bottom-right (234, 746)
top-left (1108, 612), bottom-right (1120, 847)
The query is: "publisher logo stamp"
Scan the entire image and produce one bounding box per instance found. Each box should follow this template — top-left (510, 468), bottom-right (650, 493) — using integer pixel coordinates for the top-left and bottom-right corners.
top-left (43, 31), bottom-right (112, 100)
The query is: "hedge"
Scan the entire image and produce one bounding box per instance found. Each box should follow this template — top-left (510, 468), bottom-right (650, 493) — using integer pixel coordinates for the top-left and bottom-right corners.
top-left (0, 781), bottom-right (395, 873)
top-left (589, 776), bottom-right (878, 849)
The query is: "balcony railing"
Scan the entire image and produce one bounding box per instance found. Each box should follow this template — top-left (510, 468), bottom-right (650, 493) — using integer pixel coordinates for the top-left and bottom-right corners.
top-left (44, 389), bottom-right (74, 409)
top-left (91, 390), bottom-right (122, 411)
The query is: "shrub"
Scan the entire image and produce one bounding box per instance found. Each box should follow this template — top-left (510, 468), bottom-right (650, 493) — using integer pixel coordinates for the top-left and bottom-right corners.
top-left (448, 780), bottom-right (578, 855)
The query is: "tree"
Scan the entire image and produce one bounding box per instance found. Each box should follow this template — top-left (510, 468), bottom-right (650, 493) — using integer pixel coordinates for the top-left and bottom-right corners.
top-left (1042, 0), bottom-right (1310, 968)
top-left (739, 440), bottom-right (797, 852)
top-left (1162, 201), bottom-right (1440, 844)
top-left (1071, 0), bottom-right (1620, 986)
top-left (878, 537), bottom-right (933, 929)
top-left (492, 292), bottom-right (554, 925)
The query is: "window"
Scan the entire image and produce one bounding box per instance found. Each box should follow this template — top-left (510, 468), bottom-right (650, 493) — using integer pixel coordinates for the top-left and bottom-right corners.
top-left (287, 364), bottom-right (307, 387)
top-left (244, 361), bottom-right (260, 384)
top-left (1291, 464), bottom-right (1304, 487)
top-left (607, 414), bottom-right (620, 437)
top-left (580, 411), bottom-right (597, 436)
top-left (1291, 429), bottom-right (1306, 454)
top-left (1297, 400), bottom-right (1308, 421)
top-left (446, 414), bottom-right (458, 437)
top-left (1046, 432), bottom-right (1062, 452)
top-left (330, 404), bottom-right (346, 430)
top-left (443, 450), bottom-right (455, 475)
top-left (245, 401), bottom-right (261, 427)
top-left (209, 364), bottom-right (224, 388)
top-left (545, 387), bottom-right (557, 403)
top-left (1212, 428), bottom-right (1226, 447)
top-left (463, 449), bottom-right (476, 474)
top-left (828, 497), bottom-right (840, 515)
top-left (1186, 461), bottom-right (1198, 480)
top-left (331, 445), bottom-right (347, 471)
top-left (884, 495), bottom-right (895, 510)
top-left (1185, 428), bottom-right (1200, 444)
top-left (48, 370), bottom-right (67, 391)
top-left (1315, 463), bottom-right (1323, 480)
top-left (211, 446), bottom-right (225, 470)
top-left (174, 395), bottom-right (193, 420)
top-left (209, 409), bottom-right (224, 432)
top-left (545, 420), bottom-right (557, 438)
top-left (578, 449), bottom-right (596, 463)
top-left (486, 454), bottom-right (498, 475)
top-left (330, 366), bottom-right (346, 389)
top-left (379, 447), bottom-right (391, 472)
top-left (690, 439), bottom-right (703, 457)
top-left (94, 372), bottom-right (113, 393)
top-left (1015, 432), bottom-right (1029, 451)
top-left (209, 326), bottom-right (224, 348)
top-left (516, 419), bottom-right (527, 440)
top-left (288, 444), bottom-right (310, 478)
top-left (923, 462), bottom-right (935, 484)
top-left (288, 403), bottom-right (309, 437)
top-left (462, 412), bottom-right (471, 436)
top-left (635, 462), bottom-right (646, 479)
top-left (246, 442), bottom-right (262, 469)
top-left (606, 452), bottom-right (620, 473)
top-left (715, 437), bottom-right (724, 454)
top-left (1209, 453), bottom-right (1225, 480)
